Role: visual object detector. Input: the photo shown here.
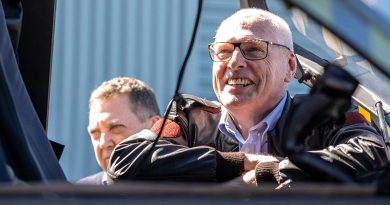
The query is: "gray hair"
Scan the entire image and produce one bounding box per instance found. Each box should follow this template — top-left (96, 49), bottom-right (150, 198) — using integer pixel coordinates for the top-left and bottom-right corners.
top-left (89, 77), bottom-right (160, 122)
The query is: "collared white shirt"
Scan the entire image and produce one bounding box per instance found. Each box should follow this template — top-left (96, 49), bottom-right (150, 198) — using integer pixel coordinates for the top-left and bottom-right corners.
top-left (218, 94), bottom-right (287, 154)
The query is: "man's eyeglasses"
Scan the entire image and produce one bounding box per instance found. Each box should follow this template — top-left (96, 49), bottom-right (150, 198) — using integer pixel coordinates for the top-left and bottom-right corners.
top-left (208, 39), bottom-right (291, 62)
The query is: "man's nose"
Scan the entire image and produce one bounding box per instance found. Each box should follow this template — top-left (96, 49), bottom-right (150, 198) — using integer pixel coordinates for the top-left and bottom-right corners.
top-left (99, 132), bottom-right (114, 149)
top-left (228, 47), bottom-right (246, 71)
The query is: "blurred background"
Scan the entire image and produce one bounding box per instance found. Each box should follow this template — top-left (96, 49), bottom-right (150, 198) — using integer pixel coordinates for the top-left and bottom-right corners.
top-left (48, 0), bottom-right (308, 182)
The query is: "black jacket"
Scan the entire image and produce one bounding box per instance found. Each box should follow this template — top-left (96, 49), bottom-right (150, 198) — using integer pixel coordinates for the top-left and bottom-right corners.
top-left (107, 94), bottom-right (388, 183)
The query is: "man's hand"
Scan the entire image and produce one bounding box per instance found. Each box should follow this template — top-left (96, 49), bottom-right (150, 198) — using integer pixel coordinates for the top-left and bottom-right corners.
top-left (224, 154), bottom-right (281, 186)
top-left (241, 154), bottom-right (282, 186)
top-left (244, 154), bottom-right (279, 171)
top-left (242, 170), bottom-right (256, 185)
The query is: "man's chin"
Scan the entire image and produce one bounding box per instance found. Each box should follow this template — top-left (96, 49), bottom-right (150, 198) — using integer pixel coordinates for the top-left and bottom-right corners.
top-left (98, 159), bottom-right (109, 171)
top-left (220, 96), bottom-right (246, 109)
top-left (100, 164), bottom-right (107, 171)
top-left (222, 96), bottom-right (260, 114)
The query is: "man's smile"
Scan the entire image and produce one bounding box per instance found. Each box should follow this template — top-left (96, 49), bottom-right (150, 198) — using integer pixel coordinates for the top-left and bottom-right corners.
top-left (226, 78), bottom-right (254, 87)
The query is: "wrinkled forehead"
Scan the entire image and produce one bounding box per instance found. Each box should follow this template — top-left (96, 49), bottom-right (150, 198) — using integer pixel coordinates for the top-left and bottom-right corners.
top-left (214, 20), bottom-right (276, 43)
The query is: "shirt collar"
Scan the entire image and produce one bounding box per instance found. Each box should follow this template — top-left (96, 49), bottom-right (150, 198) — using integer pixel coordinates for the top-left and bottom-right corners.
top-left (256, 93), bottom-right (287, 132)
top-left (218, 93), bottom-right (287, 145)
top-left (218, 106), bottom-right (244, 144)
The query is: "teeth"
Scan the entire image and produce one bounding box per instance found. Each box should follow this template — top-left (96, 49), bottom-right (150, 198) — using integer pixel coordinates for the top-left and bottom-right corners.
top-left (227, 78), bottom-right (252, 86)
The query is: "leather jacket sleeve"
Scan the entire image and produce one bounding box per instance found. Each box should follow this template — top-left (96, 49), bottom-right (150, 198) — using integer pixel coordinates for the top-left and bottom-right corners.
top-left (276, 120), bottom-right (388, 182)
top-left (309, 122), bottom-right (387, 177)
top-left (267, 94), bottom-right (389, 182)
top-left (106, 129), bottom-right (246, 183)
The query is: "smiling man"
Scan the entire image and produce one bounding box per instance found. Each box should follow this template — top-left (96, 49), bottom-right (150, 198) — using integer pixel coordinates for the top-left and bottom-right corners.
top-left (106, 9), bottom-right (387, 185)
top-left (77, 77), bottom-right (160, 185)
top-left (209, 10), bottom-right (296, 151)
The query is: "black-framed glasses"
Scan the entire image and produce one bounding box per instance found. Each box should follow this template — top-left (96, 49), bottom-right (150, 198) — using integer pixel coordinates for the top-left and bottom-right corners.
top-left (208, 39), bottom-right (291, 62)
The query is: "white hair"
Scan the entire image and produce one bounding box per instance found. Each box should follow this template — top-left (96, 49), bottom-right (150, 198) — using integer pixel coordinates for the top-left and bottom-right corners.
top-left (215, 8), bottom-right (293, 52)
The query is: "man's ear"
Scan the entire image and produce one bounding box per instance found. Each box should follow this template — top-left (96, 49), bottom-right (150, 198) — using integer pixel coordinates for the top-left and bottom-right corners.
top-left (149, 115), bottom-right (161, 127)
top-left (284, 52), bottom-right (297, 83)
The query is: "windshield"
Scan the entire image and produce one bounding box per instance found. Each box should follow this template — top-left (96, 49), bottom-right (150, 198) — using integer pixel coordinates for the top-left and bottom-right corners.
top-left (362, 0), bottom-right (390, 22)
top-left (267, 0), bottom-right (390, 104)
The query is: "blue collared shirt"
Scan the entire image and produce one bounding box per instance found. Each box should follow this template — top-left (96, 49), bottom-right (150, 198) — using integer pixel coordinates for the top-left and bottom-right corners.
top-left (218, 94), bottom-right (287, 154)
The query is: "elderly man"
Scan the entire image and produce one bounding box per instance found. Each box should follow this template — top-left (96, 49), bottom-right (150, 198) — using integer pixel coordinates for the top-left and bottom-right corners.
top-left (106, 9), bottom-right (387, 185)
top-left (77, 77), bottom-right (160, 185)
